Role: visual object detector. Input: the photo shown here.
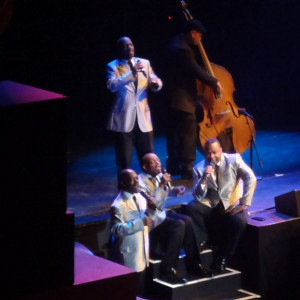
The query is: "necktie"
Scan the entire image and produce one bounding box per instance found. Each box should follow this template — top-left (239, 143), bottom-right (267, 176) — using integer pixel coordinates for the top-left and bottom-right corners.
top-left (210, 165), bottom-right (220, 207)
top-left (128, 59), bottom-right (134, 71)
top-left (128, 60), bottom-right (137, 90)
top-left (132, 195), bottom-right (140, 212)
top-left (215, 165), bottom-right (219, 186)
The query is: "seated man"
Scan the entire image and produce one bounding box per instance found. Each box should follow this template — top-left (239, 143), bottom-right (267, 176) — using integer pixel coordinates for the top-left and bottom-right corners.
top-left (110, 169), bottom-right (153, 296)
top-left (138, 153), bottom-right (211, 283)
top-left (184, 138), bottom-right (257, 272)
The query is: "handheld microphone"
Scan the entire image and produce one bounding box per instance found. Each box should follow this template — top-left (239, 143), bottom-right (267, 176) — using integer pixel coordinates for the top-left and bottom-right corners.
top-left (203, 161), bottom-right (215, 180)
top-left (139, 190), bottom-right (157, 210)
top-left (137, 59), bottom-right (147, 77)
top-left (162, 168), bottom-right (172, 189)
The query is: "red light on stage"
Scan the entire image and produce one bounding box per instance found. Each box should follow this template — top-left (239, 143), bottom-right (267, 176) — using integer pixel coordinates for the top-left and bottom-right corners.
top-left (167, 16), bottom-right (172, 20)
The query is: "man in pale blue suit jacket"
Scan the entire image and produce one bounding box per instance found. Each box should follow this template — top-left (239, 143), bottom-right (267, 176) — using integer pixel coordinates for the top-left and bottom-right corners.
top-left (110, 169), bottom-right (153, 296)
top-left (184, 138), bottom-right (257, 273)
top-left (138, 153), bottom-right (212, 283)
top-left (106, 37), bottom-right (162, 174)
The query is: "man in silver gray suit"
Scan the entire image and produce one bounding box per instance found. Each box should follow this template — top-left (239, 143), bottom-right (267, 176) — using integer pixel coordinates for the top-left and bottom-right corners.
top-left (184, 138), bottom-right (256, 272)
top-left (110, 169), bottom-right (153, 296)
top-left (106, 36), bottom-right (162, 175)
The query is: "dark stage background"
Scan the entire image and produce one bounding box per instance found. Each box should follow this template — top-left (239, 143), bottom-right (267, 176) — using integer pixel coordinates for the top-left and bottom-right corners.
top-left (1, 3), bottom-right (300, 299)
top-left (1, 0), bottom-right (299, 152)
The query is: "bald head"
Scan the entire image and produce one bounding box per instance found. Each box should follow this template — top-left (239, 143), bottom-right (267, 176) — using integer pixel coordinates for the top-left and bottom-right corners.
top-left (141, 153), bottom-right (162, 177)
top-left (116, 36), bottom-right (135, 60)
top-left (118, 169), bottom-right (139, 193)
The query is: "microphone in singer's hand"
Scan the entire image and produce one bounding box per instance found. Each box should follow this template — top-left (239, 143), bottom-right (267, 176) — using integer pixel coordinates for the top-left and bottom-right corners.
top-left (139, 190), bottom-right (157, 210)
top-left (137, 60), bottom-right (147, 77)
top-left (204, 162), bottom-right (215, 179)
top-left (162, 168), bottom-right (172, 189)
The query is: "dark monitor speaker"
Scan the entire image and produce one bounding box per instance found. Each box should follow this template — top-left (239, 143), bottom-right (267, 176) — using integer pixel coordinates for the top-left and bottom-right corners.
top-left (274, 189), bottom-right (300, 217)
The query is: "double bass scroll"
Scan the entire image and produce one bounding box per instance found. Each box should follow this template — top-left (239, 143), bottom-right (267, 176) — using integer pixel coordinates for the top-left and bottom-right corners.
top-left (180, 1), bottom-right (256, 154)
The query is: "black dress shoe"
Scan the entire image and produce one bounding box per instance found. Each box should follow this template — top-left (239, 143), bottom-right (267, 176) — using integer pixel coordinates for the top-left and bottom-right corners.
top-left (211, 257), bottom-right (228, 272)
top-left (160, 267), bottom-right (187, 284)
top-left (187, 264), bottom-right (213, 278)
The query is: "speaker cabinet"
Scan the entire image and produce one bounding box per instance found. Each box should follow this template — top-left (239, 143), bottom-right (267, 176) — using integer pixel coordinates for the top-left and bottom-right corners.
top-left (233, 214), bottom-right (300, 300)
top-left (275, 189), bottom-right (300, 217)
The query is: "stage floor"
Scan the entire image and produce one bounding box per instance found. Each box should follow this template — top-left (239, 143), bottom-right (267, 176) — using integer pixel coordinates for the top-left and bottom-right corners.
top-left (67, 130), bottom-right (300, 225)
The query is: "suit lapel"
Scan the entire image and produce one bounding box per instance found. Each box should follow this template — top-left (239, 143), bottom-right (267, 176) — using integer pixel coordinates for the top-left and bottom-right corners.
top-left (116, 60), bottom-right (128, 75)
top-left (124, 197), bottom-right (140, 217)
top-left (116, 60), bottom-right (135, 89)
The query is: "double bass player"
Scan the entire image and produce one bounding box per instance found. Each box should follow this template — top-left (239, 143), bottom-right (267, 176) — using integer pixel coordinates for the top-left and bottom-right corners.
top-left (165, 19), bottom-right (223, 180)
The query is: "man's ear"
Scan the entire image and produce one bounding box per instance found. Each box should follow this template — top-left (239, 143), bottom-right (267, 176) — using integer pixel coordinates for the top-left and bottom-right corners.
top-left (119, 179), bottom-right (126, 190)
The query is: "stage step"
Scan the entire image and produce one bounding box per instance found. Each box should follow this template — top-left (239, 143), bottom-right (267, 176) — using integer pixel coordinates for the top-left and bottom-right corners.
top-left (16, 242), bottom-right (138, 300)
top-left (148, 248), bottom-right (213, 280)
top-left (145, 249), bottom-right (261, 300)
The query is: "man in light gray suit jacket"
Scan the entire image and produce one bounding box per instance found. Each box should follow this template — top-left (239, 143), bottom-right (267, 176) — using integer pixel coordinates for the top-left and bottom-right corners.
top-left (106, 36), bottom-right (162, 175)
top-left (184, 138), bottom-right (256, 273)
top-left (138, 153), bottom-right (212, 283)
top-left (110, 169), bottom-right (153, 296)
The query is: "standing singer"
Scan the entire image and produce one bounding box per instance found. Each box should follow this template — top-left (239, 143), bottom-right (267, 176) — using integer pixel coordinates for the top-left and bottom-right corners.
top-left (106, 36), bottom-right (162, 175)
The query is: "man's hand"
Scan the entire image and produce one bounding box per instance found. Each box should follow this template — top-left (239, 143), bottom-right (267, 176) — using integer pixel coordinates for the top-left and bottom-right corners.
top-left (214, 81), bottom-right (223, 99)
top-left (134, 60), bottom-right (144, 73)
top-left (201, 165), bottom-right (214, 184)
top-left (147, 196), bottom-right (157, 210)
top-left (149, 78), bottom-right (159, 89)
top-left (230, 204), bottom-right (248, 216)
top-left (143, 216), bottom-right (153, 227)
top-left (173, 186), bottom-right (186, 196)
top-left (160, 172), bottom-right (171, 188)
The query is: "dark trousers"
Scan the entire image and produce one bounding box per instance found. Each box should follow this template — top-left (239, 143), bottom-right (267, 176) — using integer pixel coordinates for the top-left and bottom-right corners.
top-left (166, 109), bottom-right (197, 176)
top-left (136, 268), bottom-right (147, 298)
top-left (112, 121), bottom-right (153, 174)
top-left (150, 210), bottom-right (201, 272)
top-left (184, 201), bottom-right (247, 260)
top-left (150, 212), bottom-right (185, 271)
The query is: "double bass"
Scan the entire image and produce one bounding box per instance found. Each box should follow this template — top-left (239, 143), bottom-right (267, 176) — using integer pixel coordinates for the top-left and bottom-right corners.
top-left (181, 1), bottom-right (255, 154)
